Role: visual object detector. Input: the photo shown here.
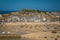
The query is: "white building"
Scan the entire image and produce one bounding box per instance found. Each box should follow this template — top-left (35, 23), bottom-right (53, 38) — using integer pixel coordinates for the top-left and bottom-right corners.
top-left (43, 18), bottom-right (47, 21)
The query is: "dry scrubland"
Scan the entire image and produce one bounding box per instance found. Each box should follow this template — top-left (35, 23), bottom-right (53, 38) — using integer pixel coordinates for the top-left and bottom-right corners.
top-left (1, 22), bottom-right (60, 40)
top-left (21, 32), bottom-right (60, 40)
top-left (0, 9), bottom-right (60, 40)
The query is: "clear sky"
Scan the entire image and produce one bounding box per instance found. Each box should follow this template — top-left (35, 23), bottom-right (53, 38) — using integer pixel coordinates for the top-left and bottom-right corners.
top-left (0, 0), bottom-right (60, 12)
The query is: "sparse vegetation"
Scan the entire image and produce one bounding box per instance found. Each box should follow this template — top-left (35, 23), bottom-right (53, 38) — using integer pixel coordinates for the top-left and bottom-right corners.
top-left (21, 8), bottom-right (41, 13)
top-left (0, 9), bottom-right (60, 40)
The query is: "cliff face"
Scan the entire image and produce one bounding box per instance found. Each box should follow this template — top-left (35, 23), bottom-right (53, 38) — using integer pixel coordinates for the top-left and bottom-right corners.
top-left (4, 11), bottom-right (60, 22)
top-left (0, 10), bottom-right (60, 23)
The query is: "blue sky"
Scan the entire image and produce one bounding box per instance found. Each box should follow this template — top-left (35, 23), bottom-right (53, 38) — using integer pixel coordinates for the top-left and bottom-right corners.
top-left (0, 0), bottom-right (60, 11)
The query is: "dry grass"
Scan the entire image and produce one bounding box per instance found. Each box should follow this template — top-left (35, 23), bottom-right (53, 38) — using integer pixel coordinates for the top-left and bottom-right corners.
top-left (21, 32), bottom-right (60, 40)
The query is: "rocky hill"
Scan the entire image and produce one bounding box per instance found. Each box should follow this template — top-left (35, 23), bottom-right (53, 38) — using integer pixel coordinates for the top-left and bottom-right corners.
top-left (0, 9), bottom-right (60, 22)
top-left (0, 9), bottom-right (60, 40)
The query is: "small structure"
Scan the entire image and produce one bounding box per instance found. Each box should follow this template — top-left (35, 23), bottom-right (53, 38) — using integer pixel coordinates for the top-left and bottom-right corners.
top-left (42, 18), bottom-right (47, 22)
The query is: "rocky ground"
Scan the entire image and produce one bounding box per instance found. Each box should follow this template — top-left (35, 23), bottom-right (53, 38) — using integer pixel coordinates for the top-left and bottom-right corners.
top-left (0, 22), bottom-right (60, 40)
top-left (21, 32), bottom-right (60, 40)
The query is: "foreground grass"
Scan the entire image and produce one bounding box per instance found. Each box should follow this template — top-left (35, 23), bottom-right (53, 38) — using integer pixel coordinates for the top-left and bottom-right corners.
top-left (21, 32), bottom-right (60, 40)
